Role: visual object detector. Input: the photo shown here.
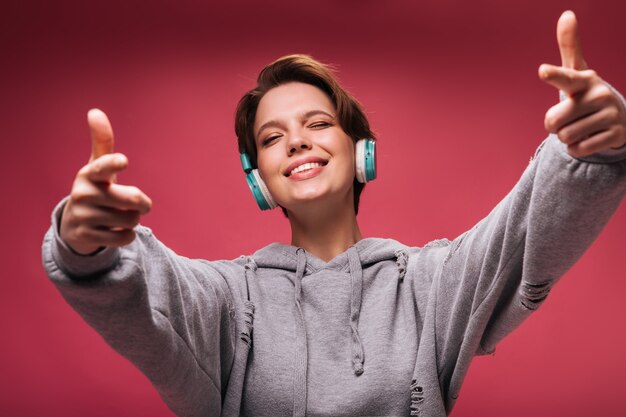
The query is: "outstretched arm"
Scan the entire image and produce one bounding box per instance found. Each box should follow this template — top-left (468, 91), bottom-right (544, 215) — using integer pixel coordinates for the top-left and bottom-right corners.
top-left (424, 11), bottom-right (626, 411)
top-left (43, 110), bottom-right (236, 416)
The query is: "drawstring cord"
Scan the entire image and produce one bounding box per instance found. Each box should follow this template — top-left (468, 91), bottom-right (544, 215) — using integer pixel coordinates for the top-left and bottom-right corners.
top-left (347, 247), bottom-right (366, 376)
top-left (292, 249), bottom-right (308, 417)
top-left (289, 246), bottom-right (409, 415)
top-left (240, 258), bottom-right (257, 347)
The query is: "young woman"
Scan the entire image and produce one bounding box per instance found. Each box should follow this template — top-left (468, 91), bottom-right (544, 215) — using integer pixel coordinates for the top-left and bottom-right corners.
top-left (43, 11), bottom-right (625, 417)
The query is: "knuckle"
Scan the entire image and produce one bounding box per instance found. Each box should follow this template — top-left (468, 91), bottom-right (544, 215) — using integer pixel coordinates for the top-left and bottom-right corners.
top-left (605, 106), bottom-right (620, 122)
top-left (130, 211), bottom-right (141, 226)
top-left (565, 144), bottom-right (580, 158)
top-left (571, 143), bottom-right (588, 157)
top-left (127, 185), bottom-right (141, 195)
top-left (118, 229), bottom-right (136, 246)
top-left (613, 125), bottom-right (626, 140)
top-left (587, 95), bottom-right (607, 110)
top-left (70, 184), bottom-right (94, 204)
top-left (597, 82), bottom-right (611, 96)
top-left (592, 84), bottom-right (612, 101)
top-left (91, 159), bottom-right (104, 175)
top-left (77, 165), bottom-right (91, 177)
top-left (71, 205), bottom-right (92, 223)
top-left (70, 192), bottom-right (88, 205)
top-left (558, 128), bottom-right (574, 143)
top-left (126, 186), bottom-right (144, 207)
top-left (143, 197), bottom-right (153, 214)
top-left (128, 193), bottom-right (141, 208)
top-left (120, 211), bottom-right (140, 228)
top-left (73, 225), bottom-right (92, 242)
top-left (582, 69), bottom-right (597, 80)
top-left (544, 114), bottom-right (558, 132)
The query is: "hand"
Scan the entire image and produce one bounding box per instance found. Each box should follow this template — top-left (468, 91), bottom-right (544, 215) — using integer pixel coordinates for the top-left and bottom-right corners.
top-left (59, 109), bottom-right (152, 255)
top-left (539, 11), bottom-right (626, 157)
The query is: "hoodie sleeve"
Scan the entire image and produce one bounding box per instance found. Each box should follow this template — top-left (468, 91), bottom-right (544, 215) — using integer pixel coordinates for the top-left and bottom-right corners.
top-left (430, 132), bottom-right (626, 404)
top-left (41, 199), bottom-right (236, 417)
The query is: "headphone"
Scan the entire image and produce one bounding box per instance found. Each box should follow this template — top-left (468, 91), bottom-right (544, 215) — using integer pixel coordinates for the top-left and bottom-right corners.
top-left (240, 138), bottom-right (376, 211)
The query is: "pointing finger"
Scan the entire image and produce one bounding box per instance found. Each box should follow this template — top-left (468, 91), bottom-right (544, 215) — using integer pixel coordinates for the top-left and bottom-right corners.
top-left (88, 108), bottom-right (115, 162)
top-left (538, 64), bottom-right (594, 97)
top-left (80, 182), bottom-right (152, 214)
top-left (107, 183), bottom-right (152, 214)
top-left (557, 10), bottom-right (587, 70)
top-left (81, 153), bottom-right (129, 183)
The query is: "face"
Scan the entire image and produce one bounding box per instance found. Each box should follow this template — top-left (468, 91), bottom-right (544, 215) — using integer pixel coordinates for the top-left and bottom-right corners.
top-left (254, 82), bottom-right (356, 212)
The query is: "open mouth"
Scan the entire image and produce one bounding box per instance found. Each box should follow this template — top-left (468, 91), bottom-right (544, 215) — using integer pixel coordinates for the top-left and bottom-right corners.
top-left (284, 159), bottom-right (328, 177)
top-left (288, 162), bottom-right (327, 177)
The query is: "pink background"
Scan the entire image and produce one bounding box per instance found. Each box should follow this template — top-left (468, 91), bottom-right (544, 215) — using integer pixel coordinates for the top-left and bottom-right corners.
top-left (1, 0), bottom-right (625, 416)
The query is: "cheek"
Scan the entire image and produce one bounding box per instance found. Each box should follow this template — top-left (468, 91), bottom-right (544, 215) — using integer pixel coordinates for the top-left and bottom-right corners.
top-left (321, 131), bottom-right (355, 161)
top-left (341, 140), bottom-right (357, 172)
top-left (256, 150), bottom-right (279, 177)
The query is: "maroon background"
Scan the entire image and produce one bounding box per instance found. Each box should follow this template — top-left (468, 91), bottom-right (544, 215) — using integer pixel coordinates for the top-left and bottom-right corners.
top-left (1, 0), bottom-right (625, 416)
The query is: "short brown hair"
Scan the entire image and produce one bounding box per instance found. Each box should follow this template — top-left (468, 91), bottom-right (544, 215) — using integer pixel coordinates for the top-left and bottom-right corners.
top-left (234, 54), bottom-right (375, 214)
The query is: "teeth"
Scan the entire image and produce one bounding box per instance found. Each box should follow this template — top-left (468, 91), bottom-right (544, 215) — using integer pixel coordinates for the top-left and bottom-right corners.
top-left (290, 162), bottom-right (323, 176)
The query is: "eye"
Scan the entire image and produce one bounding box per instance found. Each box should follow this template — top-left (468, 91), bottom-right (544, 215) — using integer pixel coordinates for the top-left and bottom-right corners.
top-left (309, 121), bottom-right (331, 129)
top-left (261, 135), bottom-right (280, 147)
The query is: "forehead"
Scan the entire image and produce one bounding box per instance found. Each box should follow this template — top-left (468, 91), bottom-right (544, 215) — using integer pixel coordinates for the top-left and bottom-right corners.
top-left (254, 82), bottom-right (335, 129)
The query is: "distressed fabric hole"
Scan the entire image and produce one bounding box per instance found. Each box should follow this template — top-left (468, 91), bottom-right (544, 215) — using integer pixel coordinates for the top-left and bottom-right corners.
top-left (240, 302), bottom-right (255, 347)
top-left (520, 281), bottom-right (552, 310)
top-left (410, 379), bottom-right (424, 416)
top-left (240, 332), bottom-right (251, 346)
top-left (395, 249), bottom-right (409, 281)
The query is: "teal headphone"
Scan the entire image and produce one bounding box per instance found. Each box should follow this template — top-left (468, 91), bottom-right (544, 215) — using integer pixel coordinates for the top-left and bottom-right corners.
top-left (240, 138), bottom-right (376, 210)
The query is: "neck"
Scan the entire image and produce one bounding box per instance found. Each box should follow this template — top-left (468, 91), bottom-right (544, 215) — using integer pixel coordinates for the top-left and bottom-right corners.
top-left (288, 197), bottom-right (362, 262)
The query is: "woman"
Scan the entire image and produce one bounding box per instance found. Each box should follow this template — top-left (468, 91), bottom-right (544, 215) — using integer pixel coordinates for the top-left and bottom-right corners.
top-left (43, 11), bottom-right (625, 417)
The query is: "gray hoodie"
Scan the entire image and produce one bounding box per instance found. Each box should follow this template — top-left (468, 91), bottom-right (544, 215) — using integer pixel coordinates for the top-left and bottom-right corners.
top-left (42, 134), bottom-right (626, 417)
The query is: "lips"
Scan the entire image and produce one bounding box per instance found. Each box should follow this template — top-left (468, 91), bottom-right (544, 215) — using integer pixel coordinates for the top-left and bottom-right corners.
top-left (284, 157), bottom-right (328, 177)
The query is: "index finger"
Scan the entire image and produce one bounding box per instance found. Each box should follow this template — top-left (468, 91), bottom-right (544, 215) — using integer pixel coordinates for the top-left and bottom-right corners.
top-left (88, 108), bottom-right (114, 161)
top-left (557, 10), bottom-right (587, 70)
top-left (539, 64), bottom-right (592, 97)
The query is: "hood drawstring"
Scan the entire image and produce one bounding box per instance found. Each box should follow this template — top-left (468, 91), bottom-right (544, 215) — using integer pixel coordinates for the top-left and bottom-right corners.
top-left (290, 245), bottom-right (409, 415)
top-left (292, 249), bottom-right (308, 417)
top-left (241, 258), bottom-right (257, 347)
top-left (347, 247), bottom-right (408, 375)
top-left (347, 247), bottom-right (365, 376)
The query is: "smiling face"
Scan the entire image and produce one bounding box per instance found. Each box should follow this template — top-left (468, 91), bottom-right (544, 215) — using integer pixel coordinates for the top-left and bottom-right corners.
top-left (254, 82), bottom-right (356, 213)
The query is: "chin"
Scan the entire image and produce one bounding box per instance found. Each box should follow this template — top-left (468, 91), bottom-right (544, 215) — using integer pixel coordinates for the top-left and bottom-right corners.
top-left (282, 185), bottom-right (354, 212)
top-left (283, 192), bottom-right (328, 208)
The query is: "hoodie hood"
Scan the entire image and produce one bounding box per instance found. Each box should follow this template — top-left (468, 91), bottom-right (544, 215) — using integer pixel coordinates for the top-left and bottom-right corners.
top-left (251, 237), bottom-right (410, 273)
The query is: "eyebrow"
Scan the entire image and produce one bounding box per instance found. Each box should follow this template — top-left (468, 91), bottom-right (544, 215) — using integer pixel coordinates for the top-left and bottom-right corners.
top-left (256, 110), bottom-right (335, 139)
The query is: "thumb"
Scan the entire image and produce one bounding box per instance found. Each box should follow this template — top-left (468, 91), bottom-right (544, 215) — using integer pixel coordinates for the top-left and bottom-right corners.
top-left (557, 10), bottom-right (587, 70)
top-left (88, 108), bottom-right (114, 162)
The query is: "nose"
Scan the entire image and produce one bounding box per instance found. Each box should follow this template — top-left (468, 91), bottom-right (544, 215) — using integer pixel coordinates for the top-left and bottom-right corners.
top-left (287, 131), bottom-right (312, 155)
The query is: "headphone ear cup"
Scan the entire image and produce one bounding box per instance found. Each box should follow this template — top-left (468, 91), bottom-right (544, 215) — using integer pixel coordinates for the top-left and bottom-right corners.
top-left (245, 169), bottom-right (277, 210)
top-left (355, 139), bottom-right (377, 183)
